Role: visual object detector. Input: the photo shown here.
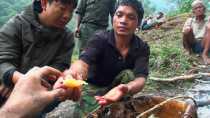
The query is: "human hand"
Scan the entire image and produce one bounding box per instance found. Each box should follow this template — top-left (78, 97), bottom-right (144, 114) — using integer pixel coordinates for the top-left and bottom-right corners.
top-left (2, 66), bottom-right (65, 117)
top-left (53, 75), bottom-right (82, 101)
top-left (202, 54), bottom-right (210, 65)
top-left (95, 84), bottom-right (129, 106)
top-left (63, 69), bottom-right (83, 81)
top-left (65, 60), bottom-right (88, 80)
top-left (52, 60), bottom-right (89, 101)
top-left (183, 26), bottom-right (192, 34)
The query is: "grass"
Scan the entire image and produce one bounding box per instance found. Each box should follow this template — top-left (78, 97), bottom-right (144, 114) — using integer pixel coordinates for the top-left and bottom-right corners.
top-left (136, 14), bottom-right (204, 95)
top-left (149, 39), bottom-right (198, 78)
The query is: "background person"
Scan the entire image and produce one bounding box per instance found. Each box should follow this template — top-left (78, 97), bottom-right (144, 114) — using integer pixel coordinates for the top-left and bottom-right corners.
top-left (182, 0), bottom-right (210, 64)
top-left (75, 0), bottom-right (116, 53)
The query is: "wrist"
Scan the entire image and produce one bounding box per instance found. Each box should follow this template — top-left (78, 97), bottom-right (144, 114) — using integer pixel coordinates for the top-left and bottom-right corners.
top-left (3, 95), bottom-right (36, 118)
top-left (0, 104), bottom-right (24, 118)
top-left (72, 60), bottom-right (88, 80)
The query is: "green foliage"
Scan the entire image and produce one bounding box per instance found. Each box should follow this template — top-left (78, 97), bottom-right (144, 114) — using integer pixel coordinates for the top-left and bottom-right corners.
top-left (169, 0), bottom-right (210, 17)
top-left (67, 13), bottom-right (77, 30)
top-left (149, 38), bottom-right (197, 78)
top-left (178, 0), bottom-right (193, 13)
top-left (0, 0), bottom-right (31, 26)
top-left (142, 0), bottom-right (156, 16)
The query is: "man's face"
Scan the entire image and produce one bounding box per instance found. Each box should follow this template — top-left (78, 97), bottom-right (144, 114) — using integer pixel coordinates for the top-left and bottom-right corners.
top-left (113, 5), bottom-right (138, 36)
top-left (192, 4), bottom-right (205, 17)
top-left (43, 0), bottom-right (74, 29)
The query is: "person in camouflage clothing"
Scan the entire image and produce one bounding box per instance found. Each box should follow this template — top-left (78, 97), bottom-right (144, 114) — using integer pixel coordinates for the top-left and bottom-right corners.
top-left (62, 0), bottom-right (149, 117)
top-left (75, 0), bottom-right (116, 52)
top-left (0, 0), bottom-right (78, 111)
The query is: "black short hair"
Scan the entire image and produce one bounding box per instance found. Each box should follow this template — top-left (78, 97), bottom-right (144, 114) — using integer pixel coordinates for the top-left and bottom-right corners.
top-left (115, 0), bottom-right (144, 26)
top-left (33, 0), bottom-right (78, 13)
top-left (48, 0), bottom-right (77, 9)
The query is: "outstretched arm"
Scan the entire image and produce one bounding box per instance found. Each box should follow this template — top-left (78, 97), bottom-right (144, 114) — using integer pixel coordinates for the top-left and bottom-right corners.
top-left (0, 16), bottom-right (23, 87)
top-left (95, 77), bottom-right (146, 106)
top-left (96, 40), bottom-right (149, 106)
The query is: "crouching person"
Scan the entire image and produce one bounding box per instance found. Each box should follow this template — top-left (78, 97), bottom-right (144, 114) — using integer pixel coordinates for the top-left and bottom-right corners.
top-left (182, 0), bottom-right (210, 64)
top-left (60, 0), bottom-right (150, 117)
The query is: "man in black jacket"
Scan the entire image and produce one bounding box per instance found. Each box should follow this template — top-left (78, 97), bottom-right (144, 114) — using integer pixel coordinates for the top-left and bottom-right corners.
top-left (0, 0), bottom-right (77, 106)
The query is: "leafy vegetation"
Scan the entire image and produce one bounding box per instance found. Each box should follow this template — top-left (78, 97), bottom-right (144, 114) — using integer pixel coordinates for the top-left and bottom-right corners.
top-left (138, 13), bottom-right (201, 78)
top-left (149, 38), bottom-right (197, 78)
top-left (0, 0), bottom-right (31, 26)
top-left (178, 0), bottom-right (193, 13)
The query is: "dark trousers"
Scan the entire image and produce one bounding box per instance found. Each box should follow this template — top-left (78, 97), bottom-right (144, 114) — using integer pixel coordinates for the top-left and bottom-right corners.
top-left (182, 30), bottom-right (196, 54)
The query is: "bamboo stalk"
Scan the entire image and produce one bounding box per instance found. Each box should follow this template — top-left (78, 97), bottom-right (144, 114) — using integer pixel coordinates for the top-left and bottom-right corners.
top-left (149, 72), bottom-right (210, 82)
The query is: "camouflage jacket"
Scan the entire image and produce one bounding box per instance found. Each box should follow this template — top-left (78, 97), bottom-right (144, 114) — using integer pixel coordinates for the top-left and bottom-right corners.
top-left (75, 0), bottom-right (116, 27)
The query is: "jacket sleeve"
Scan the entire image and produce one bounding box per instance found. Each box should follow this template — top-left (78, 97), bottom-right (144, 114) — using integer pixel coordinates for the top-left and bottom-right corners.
top-left (134, 41), bottom-right (150, 79)
top-left (50, 31), bottom-right (75, 71)
top-left (0, 16), bottom-right (22, 82)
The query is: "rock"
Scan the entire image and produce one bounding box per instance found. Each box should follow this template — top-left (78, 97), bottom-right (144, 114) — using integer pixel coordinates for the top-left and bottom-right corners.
top-left (46, 100), bottom-right (78, 118)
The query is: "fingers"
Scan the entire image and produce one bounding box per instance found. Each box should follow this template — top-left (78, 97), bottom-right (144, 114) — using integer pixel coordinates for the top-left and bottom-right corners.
top-left (117, 84), bottom-right (129, 94)
top-left (41, 78), bottom-right (52, 90)
top-left (183, 27), bottom-right (192, 34)
top-left (25, 66), bottom-right (62, 83)
top-left (76, 73), bottom-right (83, 80)
top-left (54, 88), bottom-right (81, 102)
top-left (53, 77), bottom-right (81, 101)
top-left (58, 87), bottom-right (81, 101)
top-left (24, 66), bottom-right (40, 78)
top-left (98, 100), bottom-right (107, 106)
top-left (95, 96), bottom-right (108, 106)
top-left (38, 66), bottom-right (62, 80)
top-left (71, 87), bottom-right (81, 101)
top-left (45, 88), bottom-right (66, 103)
top-left (53, 77), bottom-right (65, 89)
top-left (57, 88), bottom-right (73, 101)
top-left (21, 66), bottom-right (62, 91)
top-left (95, 84), bottom-right (128, 106)
top-left (63, 69), bottom-right (77, 79)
